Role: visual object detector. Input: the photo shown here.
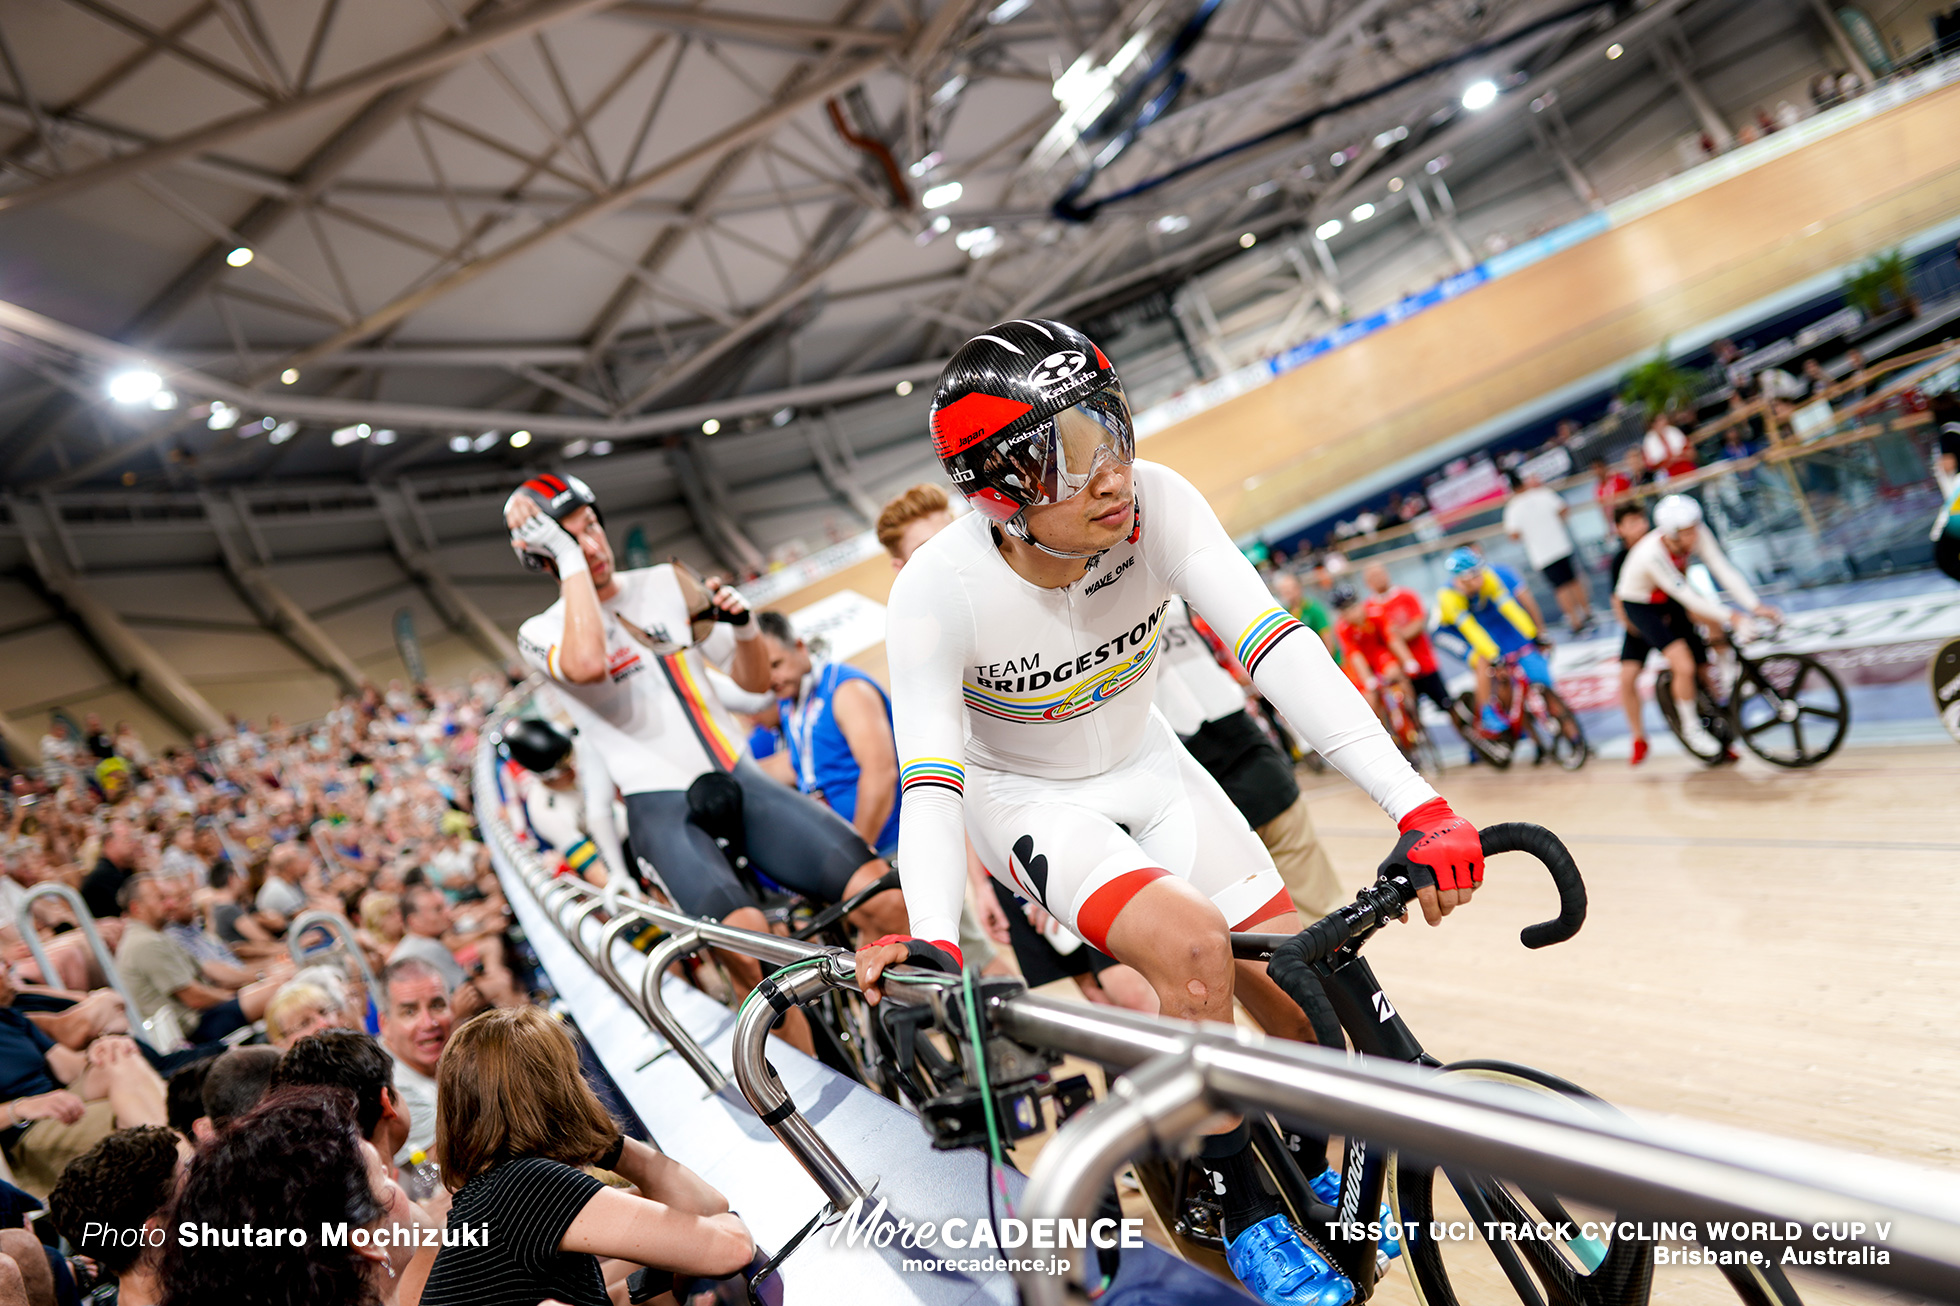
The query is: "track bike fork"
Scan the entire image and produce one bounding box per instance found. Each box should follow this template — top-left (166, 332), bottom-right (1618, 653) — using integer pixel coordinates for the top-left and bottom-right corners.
top-left (1268, 954), bottom-right (1441, 1294)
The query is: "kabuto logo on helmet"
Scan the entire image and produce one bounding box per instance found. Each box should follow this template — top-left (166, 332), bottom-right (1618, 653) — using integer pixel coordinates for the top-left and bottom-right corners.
top-left (930, 318), bottom-right (1130, 546)
top-left (1029, 349), bottom-right (1089, 388)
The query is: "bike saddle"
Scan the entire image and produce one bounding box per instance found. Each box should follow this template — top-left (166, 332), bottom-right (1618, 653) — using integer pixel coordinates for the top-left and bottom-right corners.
top-left (686, 771), bottom-right (749, 862)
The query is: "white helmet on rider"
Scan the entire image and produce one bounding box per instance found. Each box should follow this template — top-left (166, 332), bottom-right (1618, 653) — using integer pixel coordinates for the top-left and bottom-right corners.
top-left (1652, 494), bottom-right (1703, 536)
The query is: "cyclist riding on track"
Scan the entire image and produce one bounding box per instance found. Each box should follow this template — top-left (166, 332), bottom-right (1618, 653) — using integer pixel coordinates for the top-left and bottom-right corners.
top-left (503, 474), bottom-right (908, 1055)
top-left (852, 318), bottom-right (1487, 1306)
top-left (1329, 584), bottom-right (1396, 726)
top-left (1434, 547), bottom-right (1554, 738)
top-left (1612, 494), bottom-right (1782, 756)
top-left (1362, 562), bottom-right (1454, 722)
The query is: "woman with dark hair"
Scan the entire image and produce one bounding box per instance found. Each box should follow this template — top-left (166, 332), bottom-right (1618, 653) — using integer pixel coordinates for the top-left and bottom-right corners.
top-left (158, 1086), bottom-right (395, 1306)
top-left (409, 1006), bottom-right (752, 1306)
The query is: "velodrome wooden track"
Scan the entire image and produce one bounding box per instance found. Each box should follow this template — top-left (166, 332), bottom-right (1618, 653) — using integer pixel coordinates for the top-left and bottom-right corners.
top-left (1005, 744), bottom-right (1960, 1306)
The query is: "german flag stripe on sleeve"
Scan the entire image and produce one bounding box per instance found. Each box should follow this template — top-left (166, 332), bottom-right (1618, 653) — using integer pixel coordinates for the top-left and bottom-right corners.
top-left (900, 758), bottom-right (965, 795)
top-left (1235, 608), bottom-right (1305, 677)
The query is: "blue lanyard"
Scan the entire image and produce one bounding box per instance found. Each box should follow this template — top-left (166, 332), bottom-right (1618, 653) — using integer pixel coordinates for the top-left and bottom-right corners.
top-left (788, 663), bottom-right (840, 793)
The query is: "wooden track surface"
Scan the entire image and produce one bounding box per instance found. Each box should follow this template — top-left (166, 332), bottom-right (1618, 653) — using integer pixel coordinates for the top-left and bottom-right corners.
top-left (1007, 745), bottom-right (1960, 1306)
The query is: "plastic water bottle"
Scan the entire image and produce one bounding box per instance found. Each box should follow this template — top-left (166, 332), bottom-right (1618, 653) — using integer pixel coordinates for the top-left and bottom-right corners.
top-left (400, 1149), bottom-right (441, 1202)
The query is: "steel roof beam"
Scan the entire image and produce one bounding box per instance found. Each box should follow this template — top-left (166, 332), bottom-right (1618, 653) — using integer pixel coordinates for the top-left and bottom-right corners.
top-left (0, 0), bottom-right (627, 215)
top-left (611, 2), bottom-right (905, 51)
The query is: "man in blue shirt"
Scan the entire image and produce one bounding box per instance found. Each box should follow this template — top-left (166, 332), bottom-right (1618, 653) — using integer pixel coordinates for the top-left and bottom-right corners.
top-left (755, 612), bottom-right (901, 860)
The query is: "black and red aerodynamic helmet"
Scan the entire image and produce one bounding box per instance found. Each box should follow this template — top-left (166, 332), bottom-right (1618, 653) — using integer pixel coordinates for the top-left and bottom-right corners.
top-left (507, 472), bottom-right (600, 573)
top-left (929, 319), bottom-right (1136, 537)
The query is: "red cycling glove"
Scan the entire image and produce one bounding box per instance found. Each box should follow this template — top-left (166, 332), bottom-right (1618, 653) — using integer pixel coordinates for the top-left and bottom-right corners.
top-left (1385, 797), bottom-right (1484, 895)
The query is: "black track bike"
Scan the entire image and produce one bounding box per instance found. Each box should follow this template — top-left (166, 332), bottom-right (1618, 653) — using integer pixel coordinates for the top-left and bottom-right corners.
top-left (1146, 826), bottom-right (1801, 1306)
top-left (1654, 633), bottom-right (1848, 768)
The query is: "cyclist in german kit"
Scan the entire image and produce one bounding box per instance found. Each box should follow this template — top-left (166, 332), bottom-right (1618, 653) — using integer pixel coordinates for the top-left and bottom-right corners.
top-left (504, 474), bottom-right (907, 1053)
top-left (851, 319), bottom-right (1485, 1306)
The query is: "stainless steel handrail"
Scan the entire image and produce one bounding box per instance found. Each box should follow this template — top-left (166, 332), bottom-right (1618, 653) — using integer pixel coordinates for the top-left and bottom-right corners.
top-left (730, 957), bottom-right (872, 1209)
top-left (1004, 996), bottom-right (1960, 1304)
top-left (638, 928), bottom-right (729, 1093)
top-left (592, 913), bottom-right (654, 1018)
top-left (17, 884), bottom-right (161, 1049)
top-left (476, 684), bottom-right (1960, 1305)
top-left (286, 909), bottom-right (381, 1002)
top-left (1015, 1053), bottom-right (1217, 1306)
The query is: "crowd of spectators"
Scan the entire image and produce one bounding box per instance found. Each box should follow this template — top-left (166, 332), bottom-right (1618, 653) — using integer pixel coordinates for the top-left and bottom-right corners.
top-left (0, 675), bottom-right (708, 1305)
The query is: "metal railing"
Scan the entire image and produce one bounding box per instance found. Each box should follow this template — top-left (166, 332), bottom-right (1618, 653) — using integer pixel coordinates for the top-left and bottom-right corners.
top-left (476, 685), bottom-right (1960, 1305)
top-left (16, 883), bottom-right (162, 1049)
top-left (285, 909), bottom-right (380, 1001)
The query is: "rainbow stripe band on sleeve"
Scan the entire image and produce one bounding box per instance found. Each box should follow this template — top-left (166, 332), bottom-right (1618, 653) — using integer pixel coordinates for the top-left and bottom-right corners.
top-left (1236, 608), bottom-right (1306, 677)
top-left (900, 758), bottom-right (965, 796)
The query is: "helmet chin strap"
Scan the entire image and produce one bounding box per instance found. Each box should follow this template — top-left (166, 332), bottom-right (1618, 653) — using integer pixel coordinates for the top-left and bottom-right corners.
top-left (1001, 514), bottom-right (1111, 560)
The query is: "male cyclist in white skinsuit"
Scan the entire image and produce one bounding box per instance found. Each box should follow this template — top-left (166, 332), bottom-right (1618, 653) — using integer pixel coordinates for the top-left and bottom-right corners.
top-left (852, 320), bottom-right (1488, 1306)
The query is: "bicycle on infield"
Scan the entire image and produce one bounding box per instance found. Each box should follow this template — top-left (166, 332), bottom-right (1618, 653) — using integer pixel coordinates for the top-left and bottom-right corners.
top-left (1379, 674), bottom-right (1447, 776)
top-left (1654, 626), bottom-right (1848, 769)
top-left (1452, 647), bottom-right (1589, 772)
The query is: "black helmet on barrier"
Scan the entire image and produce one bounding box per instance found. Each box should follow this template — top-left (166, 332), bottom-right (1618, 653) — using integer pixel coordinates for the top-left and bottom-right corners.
top-left (505, 473), bottom-right (601, 574)
top-left (929, 319), bottom-right (1137, 556)
top-left (500, 717), bottom-right (572, 773)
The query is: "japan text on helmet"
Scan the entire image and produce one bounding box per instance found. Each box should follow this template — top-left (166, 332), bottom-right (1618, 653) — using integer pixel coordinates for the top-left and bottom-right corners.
top-left (1444, 546), bottom-right (1483, 576)
top-left (499, 718), bottom-right (572, 774)
top-left (506, 473), bottom-right (601, 574)
top-left (1652, 494), bottom-right (1704, 535)
top-left (929, 319), bottom-right (1137, 546)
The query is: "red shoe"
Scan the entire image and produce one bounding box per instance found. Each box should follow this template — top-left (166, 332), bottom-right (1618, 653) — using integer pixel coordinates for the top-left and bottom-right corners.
top-left (1629, 738), bottom-right (1648, 766)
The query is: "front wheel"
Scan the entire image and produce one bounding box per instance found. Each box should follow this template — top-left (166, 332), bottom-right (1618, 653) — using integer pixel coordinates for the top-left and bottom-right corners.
top-left (1389, 1062), bottom-right (1803, 1306)
top-left (1452, 693), bottom-right (1515, 770)
top-left (1534, 687), bottom-right (1589, 771)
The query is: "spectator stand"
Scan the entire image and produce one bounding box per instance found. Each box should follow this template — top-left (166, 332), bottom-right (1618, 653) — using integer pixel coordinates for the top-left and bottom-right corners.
top-left (14, 883), bottom-right (156, 1050)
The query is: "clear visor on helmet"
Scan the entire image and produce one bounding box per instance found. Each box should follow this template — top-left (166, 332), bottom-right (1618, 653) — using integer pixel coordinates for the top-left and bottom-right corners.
top-left (1039, 386), bottom-right (1135, 501)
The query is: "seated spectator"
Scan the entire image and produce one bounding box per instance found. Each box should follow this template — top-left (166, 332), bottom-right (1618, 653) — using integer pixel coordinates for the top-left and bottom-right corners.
top-left (0, 963), bottom-right (168, 1197)
top-left (265, 982), bottom-right (347, 1052)
top-left (157, 825), bottom-right (205, 885)
top-left (359, 891), bottom-right (403, 955)
top-left (204, 861), bottom-right (281, 959)
top-left (79, 822), bottom-right (140, 920)
top-left (49, 1125), bottom-right (181, 1306)
top-left (115, 874), bottom-right (292, 1046)
top-left (158, 1087), bottom-right (395, 1306)
top-left (1802, 356), bottom-right (1832, 399)
top-left (1642, 414), bottom-right (1696, 480)
top-left (198, 1045), bottom-right (282, 1139)
top-left (389, 886), bottom-right (466, 991)
top-left (379, 958), bottom-right (452, 1165)
top-left (254, 844), bottom-right (314, 934)
top-left (273, 1030), bottom-right (410, 1171)
top-left (408, 1006), bottom-right (753, 1306)
top-left (164, 1056), bottom-right (216, 1145)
